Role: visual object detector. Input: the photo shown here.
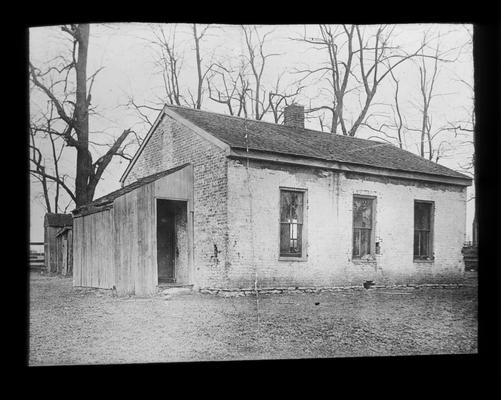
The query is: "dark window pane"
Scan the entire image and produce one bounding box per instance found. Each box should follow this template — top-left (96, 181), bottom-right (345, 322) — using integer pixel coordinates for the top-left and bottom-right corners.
top-left (414, 202), bottom-right (432, 258)
top-left (353, 197), bottom-right (373, 228)
top-left (353, 229), bottom-right (361, 257)
top-left (280, 192), bottom-right (291, 222)
top-left (280, 223), bottom-right (290, 254)
top-left (360, 229), bottom-right (371, 257)
top-left (280, 190), bottom-right (304, 257)
top-left (295, 224), bottom-right (302, 254)
top-left (415, 202), bottom-right (431, 230)
top-left (353, 196), bottom-right (374, 258)
top-left (414, 230), bottom-right (420, 256)
top-left (421, 231), bottom-right (429, 257)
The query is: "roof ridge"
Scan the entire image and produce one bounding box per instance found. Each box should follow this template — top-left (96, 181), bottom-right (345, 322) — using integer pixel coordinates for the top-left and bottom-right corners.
top-left (164, 105), bottom-right (470, 182)
top-left (165, 104), bottom-right (387, 146)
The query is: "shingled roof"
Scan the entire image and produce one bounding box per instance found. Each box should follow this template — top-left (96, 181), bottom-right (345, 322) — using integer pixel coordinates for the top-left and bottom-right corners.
top-left (167, 105), bottom-right (470, 181)
top-left (74, 163), bottom-right (190, 216)
top-left (44, 213), bottom-right (73, 227)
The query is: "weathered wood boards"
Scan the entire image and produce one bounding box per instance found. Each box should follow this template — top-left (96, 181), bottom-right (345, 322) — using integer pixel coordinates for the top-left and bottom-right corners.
top-left (44, 214), bottom-right (73, 274)
top-left (73, 164), bottom-right (193, 296)
top-left (73, 209), bottom-right (114, 288)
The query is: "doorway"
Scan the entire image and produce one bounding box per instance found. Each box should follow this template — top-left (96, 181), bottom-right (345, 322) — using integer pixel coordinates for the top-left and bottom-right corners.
top-left (156, 199), bottom-right (188, 284)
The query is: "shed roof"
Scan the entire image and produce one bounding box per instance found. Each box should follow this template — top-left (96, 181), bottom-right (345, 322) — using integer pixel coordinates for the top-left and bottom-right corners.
top-left (73, 163), bottom-right (190, 216)
top-left (44, 213), bottom-right (72, 227)
top-left (55, 226), bottom-right (72, 237)
top-left (166, 105), bottom-right (470, 181)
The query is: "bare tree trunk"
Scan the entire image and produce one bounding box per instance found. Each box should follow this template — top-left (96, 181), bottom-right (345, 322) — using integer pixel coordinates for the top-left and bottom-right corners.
top-left (30, 129), bottom-right (52, 213)
top-left (193, 24), bottom-right (203, 109)
top-left (30, 23), bottom-right (133, 209)
top-left (73, 24), bottom-right (91, 207)
top-left (48, 131), bottom-right (60, 212)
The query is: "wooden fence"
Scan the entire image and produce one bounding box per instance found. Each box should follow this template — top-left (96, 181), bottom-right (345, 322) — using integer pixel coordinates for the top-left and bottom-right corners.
top-left (30, 242), bottom-right (45, 271)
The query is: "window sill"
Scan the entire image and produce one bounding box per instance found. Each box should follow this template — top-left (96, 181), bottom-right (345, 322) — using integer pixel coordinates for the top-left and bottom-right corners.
top-left (414, 259), bottom-right (435, 264)
top-left (352, 256), bottom-right (376, 264)
top-left (279, 256), bottom-right (308, 262)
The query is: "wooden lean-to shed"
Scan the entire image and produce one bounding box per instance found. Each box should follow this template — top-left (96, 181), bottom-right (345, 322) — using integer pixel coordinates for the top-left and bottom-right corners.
top-left (44, 213), bottom-right (73, 273)
top-left (72, 163), bottom-right (194, 296)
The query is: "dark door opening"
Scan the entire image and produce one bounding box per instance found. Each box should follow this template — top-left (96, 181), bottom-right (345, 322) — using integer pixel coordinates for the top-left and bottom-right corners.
top-left (157, 199), bottom-right (188, 284)
top-left (157, 200), bottom-right (176, 283)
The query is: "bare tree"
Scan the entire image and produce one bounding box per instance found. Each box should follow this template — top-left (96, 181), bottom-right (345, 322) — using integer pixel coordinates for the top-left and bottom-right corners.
top-left (241, 25), bottom-right (281, 120)
top-left (192, 24), bottom-right (212, 109)
top-left (207, 60), bottom-right (251, 117)
top-left (29, 24), bottom-right (133, 207)
top-left (150, 25), bottom-right (183, 106)
top-left (206, 25), bottom-right (302, 122)
top-left (294, 24), bottom-right (436, 136)
top-left (405, 37), bottom-right (460, 163)
top-left (29, 100), bottom-right (74, 212)
top-left (267, 72), bottom-right (304, 123)
top-left (361, 70), bottom-right (406, 148)
top-left (146, 23), bottom-right (214, 110)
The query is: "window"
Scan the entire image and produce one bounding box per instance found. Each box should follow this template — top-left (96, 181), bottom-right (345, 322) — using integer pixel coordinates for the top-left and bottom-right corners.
top-left (414, 201), bottom-right (434, 260)
top-left (352, 196), bottom-right (375, 258)
top-left (280, 189), bottom-right (304, 257)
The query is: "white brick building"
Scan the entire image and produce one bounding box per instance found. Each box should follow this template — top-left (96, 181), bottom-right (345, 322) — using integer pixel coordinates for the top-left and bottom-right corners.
top-left (73, 104), bottom-right (472, 295)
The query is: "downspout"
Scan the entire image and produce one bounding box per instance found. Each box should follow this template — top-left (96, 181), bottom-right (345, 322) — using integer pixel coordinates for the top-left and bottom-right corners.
top-left (243, 120), bottom-right (260, 334)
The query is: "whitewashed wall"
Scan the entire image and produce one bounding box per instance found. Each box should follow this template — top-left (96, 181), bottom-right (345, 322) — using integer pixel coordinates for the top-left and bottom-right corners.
top-left (222, 159), bottom-right (467, 289)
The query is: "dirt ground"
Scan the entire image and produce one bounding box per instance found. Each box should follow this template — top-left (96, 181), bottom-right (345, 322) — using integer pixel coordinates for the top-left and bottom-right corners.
top-left (29, 272), bottom-right (477, 365)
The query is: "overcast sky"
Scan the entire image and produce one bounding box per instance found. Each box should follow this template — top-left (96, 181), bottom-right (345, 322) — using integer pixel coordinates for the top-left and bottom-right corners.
top-left (29, 23), bottom-right (474, 243)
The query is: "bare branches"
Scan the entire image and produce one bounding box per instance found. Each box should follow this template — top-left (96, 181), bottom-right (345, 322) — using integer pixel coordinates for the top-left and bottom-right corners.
top-left (242, 25), bottom-right (281, 120)
top-left (192, 23), bottom-right (212, 109)
top-left (294, 24), bottom-right (450, 137)
top-left (88, 128), bottom-right (133, 195)
top-left (146, 24), bottom-right (214, 110)
top-left (31, 23), bottom-right (136, 207)
top-left (150, 25), bottom-right (184, 106)
top-left (268, 73), bottom-right (304, 123)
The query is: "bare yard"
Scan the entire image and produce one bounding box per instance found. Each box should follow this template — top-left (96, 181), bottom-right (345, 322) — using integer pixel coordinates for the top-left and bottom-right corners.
top-left (29, 273), bottom-right (477, 365)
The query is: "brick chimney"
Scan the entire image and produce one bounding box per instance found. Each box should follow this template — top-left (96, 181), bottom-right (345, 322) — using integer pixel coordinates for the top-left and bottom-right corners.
top-left (283, 104), bottom-right (305, 129)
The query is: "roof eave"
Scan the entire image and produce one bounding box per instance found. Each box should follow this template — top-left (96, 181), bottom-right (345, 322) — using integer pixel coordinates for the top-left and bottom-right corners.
top-left (228, 148), bottom-right (472, 187)
top-left (119, 105), bottom-right (168, 185)
top-left (119, 106), bottom-right (232, 185)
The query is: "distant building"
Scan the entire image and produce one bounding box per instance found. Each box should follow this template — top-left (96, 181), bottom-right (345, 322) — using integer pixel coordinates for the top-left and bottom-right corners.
top-left (72, 104), bottom-right (472, 296)
top-left (44, 213), bottom-right (72, 273)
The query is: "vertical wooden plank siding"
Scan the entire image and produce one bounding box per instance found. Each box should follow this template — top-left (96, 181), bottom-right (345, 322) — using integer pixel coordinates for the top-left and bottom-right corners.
top-left (46, 227), bottom-right (58, 273)
top-left (113, 198), bottom-right (122, 293)
top-left (136, 187), bottom-right (145, 295)
top-left (61, 236), bottom-right (67, 275)
top-left (96, 213), bottom-right (102, 287)
top-left (148, 184), bottom-right (158, 293)
top-left (112, 182), bottom-right (158, 296)
top-left (136, 183), bottom-right (157, 296)
top-left (82, 216), bottom-right (87, 286)
top-left (73, 218), bottom-right (80, 286)
top-left (114, 195), bottom-right (129, 296)
top-left (74, 165), bottom-right (193, 295)
top-left (72, 209), bottom-right (115, 289)
top-left (68, 229), bottom-right (73, 276)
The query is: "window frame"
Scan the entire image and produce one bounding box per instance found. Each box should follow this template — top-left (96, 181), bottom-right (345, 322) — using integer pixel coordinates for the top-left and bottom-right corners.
top-left (352, 194), bottom-right (377, 260)
top-left (278, 187), bottom-right (308, 261)
top-left (413, 200), bottom-right (435, 262)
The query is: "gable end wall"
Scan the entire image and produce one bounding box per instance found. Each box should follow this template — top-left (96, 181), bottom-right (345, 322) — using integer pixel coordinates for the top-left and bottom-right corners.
top-left (123, 114), bottom-right (228, 288)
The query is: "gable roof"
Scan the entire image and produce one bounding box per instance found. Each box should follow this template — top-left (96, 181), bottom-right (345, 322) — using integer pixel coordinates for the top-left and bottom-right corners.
top-left (165, 105), bottom-right (470, 181)
top-left (44, 213), bottom-right (72, 227)
top-left (74, 163), bottom-right (190, 217)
